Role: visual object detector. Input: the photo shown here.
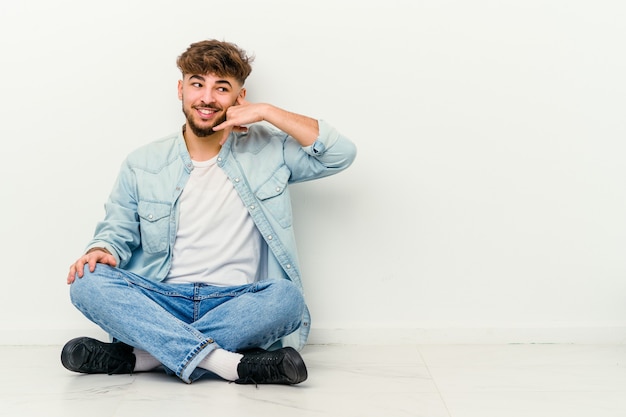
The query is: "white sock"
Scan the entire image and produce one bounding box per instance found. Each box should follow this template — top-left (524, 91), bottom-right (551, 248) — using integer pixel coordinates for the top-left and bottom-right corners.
top-left (197, 348), bottom-right (243, 381)
top-left (133, 349), bottom-right (162, 372)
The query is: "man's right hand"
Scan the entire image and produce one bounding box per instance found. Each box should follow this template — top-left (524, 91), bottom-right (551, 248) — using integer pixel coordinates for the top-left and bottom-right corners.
top-left (67, 248), bottom-right (117, 285)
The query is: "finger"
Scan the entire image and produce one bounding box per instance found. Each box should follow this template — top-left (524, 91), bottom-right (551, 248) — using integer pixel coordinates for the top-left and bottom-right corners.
top-left (76, 258), bottom-right (89, 277)
top-left (67, 263), bottom-right (79, 284)
top-left (86, 258), bottom-right (96, 273)
top-left (107, 255), bottom-right (118, 267)
top-left (212, 121), bottom-right (225, 131)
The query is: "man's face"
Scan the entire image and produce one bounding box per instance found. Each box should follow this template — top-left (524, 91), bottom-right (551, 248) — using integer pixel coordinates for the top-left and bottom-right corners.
top-left (178, 73), bottom-right (243, 137)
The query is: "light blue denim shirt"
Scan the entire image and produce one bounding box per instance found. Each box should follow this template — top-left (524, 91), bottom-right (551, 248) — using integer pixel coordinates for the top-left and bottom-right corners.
top-left (85, 120), bottom-right (357, 350)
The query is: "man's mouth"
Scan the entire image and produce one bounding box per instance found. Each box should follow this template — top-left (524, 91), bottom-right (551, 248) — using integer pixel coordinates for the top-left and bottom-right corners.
top-left (195, 106), bottom-right (219, 118)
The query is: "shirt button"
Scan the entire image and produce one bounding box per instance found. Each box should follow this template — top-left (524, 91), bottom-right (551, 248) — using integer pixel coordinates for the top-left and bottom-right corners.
top-left (234, 178), bottom-right (240, 183)
top-left (286, 264), bottom-right (291, 269)
top-left (148, 214), bottom-right (153, 220)
top-left (249, 205), bottom-right (256, 210)
top-left (267, 235), bottom-right (273, 240)
top-left (217, 157), bottom-right (222, 162)
top-left (276, 187), bottom-right (281, 192)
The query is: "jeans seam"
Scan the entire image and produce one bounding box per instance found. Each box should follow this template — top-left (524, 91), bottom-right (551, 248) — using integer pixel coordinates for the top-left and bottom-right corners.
top-left (178, 338), bottom-right (217, 383)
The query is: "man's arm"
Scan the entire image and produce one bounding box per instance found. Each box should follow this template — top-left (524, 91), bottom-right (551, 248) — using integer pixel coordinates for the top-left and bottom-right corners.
top-left (215, 96), bottom-right (357, 182)
top-left (214, 98), bottom-right (318, 147)
top-left (257, 104), bottom-right (318, 147)
top-left (66, 158), bottom-right (142, 284)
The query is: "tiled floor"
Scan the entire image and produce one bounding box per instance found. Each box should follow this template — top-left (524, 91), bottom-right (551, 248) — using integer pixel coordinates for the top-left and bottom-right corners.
top-left (2, 344), bottom-right (626, 416)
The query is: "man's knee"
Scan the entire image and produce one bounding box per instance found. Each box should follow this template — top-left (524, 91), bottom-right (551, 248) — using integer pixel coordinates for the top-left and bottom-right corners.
top-left (69, 264), bottom-right (115, 306)
top-left (266, 280), bottom-right (305, 317)
top-left (69, 268), bottom-right (95, 308)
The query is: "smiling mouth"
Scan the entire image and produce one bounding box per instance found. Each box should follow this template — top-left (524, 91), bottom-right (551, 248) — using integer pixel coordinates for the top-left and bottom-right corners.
top-left (195, 107), bottom-right (219, 118)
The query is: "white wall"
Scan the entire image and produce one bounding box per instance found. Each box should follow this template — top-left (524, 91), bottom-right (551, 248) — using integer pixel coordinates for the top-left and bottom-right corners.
top-left (1, 0), bottom-right (625, 345)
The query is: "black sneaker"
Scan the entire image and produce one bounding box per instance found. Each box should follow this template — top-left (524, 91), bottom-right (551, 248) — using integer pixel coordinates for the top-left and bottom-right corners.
top-left (61, 337), bottom-right (136, 375)
top-left (235, 347), bottom-right (307, 385)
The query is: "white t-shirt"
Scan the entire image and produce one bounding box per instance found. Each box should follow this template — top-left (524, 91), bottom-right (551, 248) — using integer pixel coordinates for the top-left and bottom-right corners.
top-left (165, 157), bottom-right (263, 286)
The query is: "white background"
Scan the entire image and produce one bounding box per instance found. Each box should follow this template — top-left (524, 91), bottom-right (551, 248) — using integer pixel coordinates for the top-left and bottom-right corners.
top-left (1, 0), bottom-right (625, 345)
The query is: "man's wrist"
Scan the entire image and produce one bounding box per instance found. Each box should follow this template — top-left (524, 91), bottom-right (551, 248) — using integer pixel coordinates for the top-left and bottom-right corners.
top-left (86, 247), bottom-right (111, 255)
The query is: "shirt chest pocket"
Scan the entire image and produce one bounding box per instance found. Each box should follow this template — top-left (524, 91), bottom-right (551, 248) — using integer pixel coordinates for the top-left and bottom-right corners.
top-left (137, 201), bottom-right (171, 253)
top-left (255, 165), bottom-right (292, 228)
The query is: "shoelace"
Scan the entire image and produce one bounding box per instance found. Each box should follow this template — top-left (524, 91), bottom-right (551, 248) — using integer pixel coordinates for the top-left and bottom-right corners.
top-left (239, 355), bottom-right (284, 383)
top-left (82, 345), bottom-right (132, 375)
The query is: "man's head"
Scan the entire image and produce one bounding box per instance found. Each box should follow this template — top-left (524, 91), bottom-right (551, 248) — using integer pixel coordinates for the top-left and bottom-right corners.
top-left (177, 40), bottom-right (254, 138)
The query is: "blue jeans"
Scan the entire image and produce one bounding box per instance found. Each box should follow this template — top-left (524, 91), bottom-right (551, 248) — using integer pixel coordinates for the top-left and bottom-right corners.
top-left (69, 264), bottom-right (305, 383)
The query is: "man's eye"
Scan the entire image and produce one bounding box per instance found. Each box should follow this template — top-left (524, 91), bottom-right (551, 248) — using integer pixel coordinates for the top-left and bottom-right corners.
top-left (192, 83), bottom-right (202, 87)
top-left (217, 87), bottom-right (228, 92)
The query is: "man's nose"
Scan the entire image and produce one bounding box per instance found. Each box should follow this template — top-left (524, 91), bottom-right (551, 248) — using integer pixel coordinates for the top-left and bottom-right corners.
top-left (201, 89), bottom-right (217, 104)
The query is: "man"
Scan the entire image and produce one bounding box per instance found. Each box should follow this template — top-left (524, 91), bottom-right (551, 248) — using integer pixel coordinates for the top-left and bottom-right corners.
top-left (61, 39), bottom-right (356, 385)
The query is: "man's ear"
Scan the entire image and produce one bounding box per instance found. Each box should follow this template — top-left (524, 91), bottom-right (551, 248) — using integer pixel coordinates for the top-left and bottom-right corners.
top-left (239, 88), bottom-right (247, 100)
top-left (177, 80), bottom-right (183, 100)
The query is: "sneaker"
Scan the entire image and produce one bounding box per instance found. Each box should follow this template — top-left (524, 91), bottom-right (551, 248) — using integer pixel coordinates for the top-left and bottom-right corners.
top-left (61, 337), bottom-right (136, 375)
top-left (235, 347), bottom-right (307, 385)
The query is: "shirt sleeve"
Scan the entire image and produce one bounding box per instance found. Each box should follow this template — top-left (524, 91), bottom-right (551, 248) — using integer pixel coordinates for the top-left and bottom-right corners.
top-left (286, 120), bottom-right (357, 183)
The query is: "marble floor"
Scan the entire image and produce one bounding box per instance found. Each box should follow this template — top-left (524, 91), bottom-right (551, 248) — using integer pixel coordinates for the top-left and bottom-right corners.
top-left (2, 343), bottom-right (626, 416)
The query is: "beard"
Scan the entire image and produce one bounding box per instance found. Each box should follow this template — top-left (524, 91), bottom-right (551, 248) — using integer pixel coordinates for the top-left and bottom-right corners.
top-left (182, 104), bottom-right (228, 137)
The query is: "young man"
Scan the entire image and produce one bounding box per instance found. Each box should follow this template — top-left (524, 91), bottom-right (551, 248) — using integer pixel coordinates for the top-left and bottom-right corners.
top-left (61, 40), bottom-right (356, 385)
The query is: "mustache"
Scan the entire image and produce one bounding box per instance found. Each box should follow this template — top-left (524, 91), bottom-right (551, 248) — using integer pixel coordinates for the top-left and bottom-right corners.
top-left (193, 103), bottom-right (222, 110)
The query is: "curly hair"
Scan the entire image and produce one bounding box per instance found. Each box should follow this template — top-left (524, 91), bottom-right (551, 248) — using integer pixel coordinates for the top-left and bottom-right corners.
top-left (176, 39), bottom-right (254, 85)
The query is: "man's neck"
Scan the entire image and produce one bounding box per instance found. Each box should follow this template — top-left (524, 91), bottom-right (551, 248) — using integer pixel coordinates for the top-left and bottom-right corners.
top-left (183, 126), bottom-right (225, 161)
